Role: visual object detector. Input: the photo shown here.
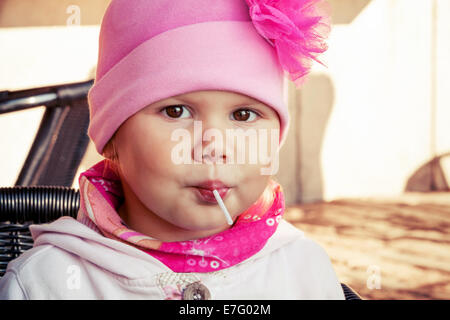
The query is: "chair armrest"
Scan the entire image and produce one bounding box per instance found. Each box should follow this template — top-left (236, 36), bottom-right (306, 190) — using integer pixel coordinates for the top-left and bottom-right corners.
top-left (341, 283), bottom-right (362, 300)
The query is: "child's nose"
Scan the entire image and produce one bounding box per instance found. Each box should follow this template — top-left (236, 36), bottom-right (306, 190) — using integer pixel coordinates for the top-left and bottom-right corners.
top-left (192, 139), bottom-right (228, 164)
top-left (191, 119), bottom-right (230, 164)
top-left (200, 149), bottom-right (227, 164)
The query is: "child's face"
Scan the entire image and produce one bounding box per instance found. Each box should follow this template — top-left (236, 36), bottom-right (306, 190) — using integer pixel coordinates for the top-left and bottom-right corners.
top-left (114, 90), bottom-right (280, 235)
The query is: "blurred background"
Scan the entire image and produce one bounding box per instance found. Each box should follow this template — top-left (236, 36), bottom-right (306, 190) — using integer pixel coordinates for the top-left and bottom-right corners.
top-left (0, 0), bottom-right (449, 299)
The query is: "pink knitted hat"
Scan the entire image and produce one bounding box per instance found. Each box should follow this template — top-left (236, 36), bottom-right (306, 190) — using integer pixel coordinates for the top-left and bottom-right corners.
top-left (88, 0), bottom-right (331, 155)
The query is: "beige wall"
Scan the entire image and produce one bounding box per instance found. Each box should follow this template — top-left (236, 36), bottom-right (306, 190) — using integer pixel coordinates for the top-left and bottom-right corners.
top-left (277, 0), bottom-right (450, 203)
top-left (0, 0), bottom-right (110, 27)
top-left (1, 0), bottom-right (449, 205)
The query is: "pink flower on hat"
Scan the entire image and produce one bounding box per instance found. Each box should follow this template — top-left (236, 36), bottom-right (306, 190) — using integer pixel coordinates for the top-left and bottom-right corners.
top-left (245, 0), bottom-right (332, 88)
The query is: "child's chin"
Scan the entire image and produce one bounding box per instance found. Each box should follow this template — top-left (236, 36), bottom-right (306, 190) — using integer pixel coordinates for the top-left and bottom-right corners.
top-left (176, 215), bottom-right (229, 232)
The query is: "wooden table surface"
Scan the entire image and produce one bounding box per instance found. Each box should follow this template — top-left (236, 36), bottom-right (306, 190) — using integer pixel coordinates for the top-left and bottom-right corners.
top-left (284, 192), bottom-right (450, 300)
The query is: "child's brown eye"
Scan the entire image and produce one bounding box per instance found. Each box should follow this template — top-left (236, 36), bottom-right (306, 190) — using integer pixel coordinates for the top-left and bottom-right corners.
top-left (232, 109), bottom-right (259, 122)
top-left (162, 105), bottom-right (191, 118)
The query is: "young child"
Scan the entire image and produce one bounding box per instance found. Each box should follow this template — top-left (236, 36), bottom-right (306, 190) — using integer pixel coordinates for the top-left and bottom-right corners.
top-left (0, 0), bottom-right (344, 299)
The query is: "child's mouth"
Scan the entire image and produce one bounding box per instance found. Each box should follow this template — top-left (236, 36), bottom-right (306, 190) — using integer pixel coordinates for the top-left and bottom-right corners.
top-left (193, 187), bottom-right (230, 203)
top-left (190, 179), bottom-right (232, 204)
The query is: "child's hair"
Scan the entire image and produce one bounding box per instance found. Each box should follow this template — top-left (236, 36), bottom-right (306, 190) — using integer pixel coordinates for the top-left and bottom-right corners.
top-left (102, 132), bottom-right (122, 179)
top-left (237, 178), bottom-right (279, 222)
top-left (102, 132), bottom-right (119, 164)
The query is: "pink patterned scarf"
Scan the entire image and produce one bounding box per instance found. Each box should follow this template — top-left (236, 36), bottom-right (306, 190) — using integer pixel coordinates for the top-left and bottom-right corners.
top-left (77, 159), bottom-right (285, 273)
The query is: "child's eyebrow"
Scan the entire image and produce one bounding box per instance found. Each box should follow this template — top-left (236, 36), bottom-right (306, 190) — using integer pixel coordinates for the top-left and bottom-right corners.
top-left (171, 96), bottom-right (264, 108)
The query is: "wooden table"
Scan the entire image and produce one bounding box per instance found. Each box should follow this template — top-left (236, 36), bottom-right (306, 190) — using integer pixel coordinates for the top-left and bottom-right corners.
top-left (284, 192), bottom-right (450, 300)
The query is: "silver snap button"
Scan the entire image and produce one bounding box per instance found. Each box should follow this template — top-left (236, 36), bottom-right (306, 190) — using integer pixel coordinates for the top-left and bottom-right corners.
top-left (182, 281), bottom-right (211, 300)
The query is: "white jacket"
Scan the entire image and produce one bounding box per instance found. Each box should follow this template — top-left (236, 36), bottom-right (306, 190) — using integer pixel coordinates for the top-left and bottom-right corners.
top-left (0, 216), bottom-right (345, 300)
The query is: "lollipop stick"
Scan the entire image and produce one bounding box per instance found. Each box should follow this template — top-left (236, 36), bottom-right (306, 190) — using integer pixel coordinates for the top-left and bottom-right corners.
top-left (212, 189), bottom-right (233, 225)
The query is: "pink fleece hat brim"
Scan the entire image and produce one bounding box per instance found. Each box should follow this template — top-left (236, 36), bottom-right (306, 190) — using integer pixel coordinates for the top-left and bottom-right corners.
top-left (88, 21), bottom-right (290, 155)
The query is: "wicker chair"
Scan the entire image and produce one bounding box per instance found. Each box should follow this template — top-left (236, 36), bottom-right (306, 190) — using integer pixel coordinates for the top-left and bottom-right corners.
top-left (0, 82), bottom-right (362, 300)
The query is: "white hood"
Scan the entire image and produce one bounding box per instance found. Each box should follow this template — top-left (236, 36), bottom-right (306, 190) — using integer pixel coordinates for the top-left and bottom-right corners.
top-left (29, 215), bottom-right (304, 278)
top-left (0, 216), bottom-right (345, 299)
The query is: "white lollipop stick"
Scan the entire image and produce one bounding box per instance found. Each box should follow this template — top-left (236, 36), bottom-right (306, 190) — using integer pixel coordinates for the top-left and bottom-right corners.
top-left (212, 189), bottom-right (233, 225)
